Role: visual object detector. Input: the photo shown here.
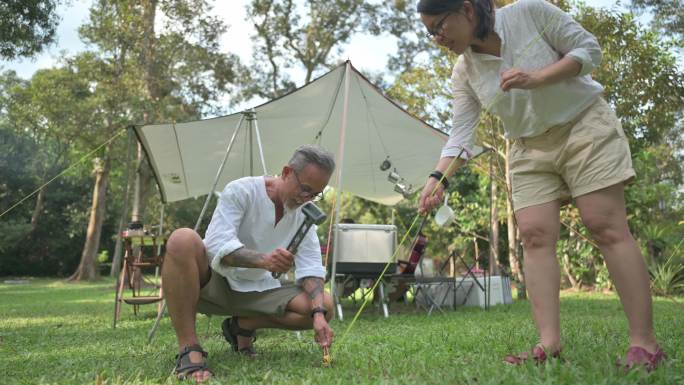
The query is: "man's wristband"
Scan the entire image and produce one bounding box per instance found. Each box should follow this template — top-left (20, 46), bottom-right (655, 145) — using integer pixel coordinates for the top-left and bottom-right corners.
top-left (429, 170), bottom-right (449, 189)
top-left (311, 306), bottom-right (328, 318)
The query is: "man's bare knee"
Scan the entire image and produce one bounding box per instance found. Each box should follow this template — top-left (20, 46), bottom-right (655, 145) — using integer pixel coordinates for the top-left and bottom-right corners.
top-left (164, 228), bottom-right (209, 283)
top-left (166, 228), bottom-right (204, 262)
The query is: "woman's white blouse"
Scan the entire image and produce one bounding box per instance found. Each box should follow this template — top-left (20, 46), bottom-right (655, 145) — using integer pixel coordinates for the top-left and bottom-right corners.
top-left (442, 0), bottom-right (604, 159)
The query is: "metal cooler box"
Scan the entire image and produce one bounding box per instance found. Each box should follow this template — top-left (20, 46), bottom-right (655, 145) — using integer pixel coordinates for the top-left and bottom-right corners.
top-left (333, 224), bottom-right (397, 274)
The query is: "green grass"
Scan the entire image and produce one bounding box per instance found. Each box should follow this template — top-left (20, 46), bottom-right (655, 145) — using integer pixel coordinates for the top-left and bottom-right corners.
top-left (1, 278), bottom-right (682, 385)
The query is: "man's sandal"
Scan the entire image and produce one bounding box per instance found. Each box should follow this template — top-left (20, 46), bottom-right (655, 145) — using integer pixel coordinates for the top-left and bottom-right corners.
top-left (173, 344), bottom-right (212, 381)
top-left (221, 317), bottom-right (258, 357)
top-left (504, 345), bottom-right (562, 365)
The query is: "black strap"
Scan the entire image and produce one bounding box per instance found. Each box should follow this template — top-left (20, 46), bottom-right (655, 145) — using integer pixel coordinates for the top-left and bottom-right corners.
top-left (176, 344), bottom-right (208, 359)
top-left (174, 344), bottom-right (211, 378)
top-left (311, 306), bottom-right (328, 318)
top-left (231, 317), bottom-right (256, 337)
top-left (429, 170), bottom-right (449, 189)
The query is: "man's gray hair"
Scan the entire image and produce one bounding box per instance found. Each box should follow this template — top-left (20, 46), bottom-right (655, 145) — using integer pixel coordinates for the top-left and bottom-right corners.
top-left (288, 145), bottom-right (335, 175)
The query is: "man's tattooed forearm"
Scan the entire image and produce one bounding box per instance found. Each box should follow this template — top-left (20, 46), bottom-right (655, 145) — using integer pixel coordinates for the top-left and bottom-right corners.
top-left (303, 277), bottom-right (324, 301)
top-left (220, 247), bottom-right (263, 268)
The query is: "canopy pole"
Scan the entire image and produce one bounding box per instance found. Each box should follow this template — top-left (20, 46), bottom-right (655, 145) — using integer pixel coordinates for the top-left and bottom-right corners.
top-left (148, 113), bottom-right (245, 344)
top-left (330, 62), bottom-right (352, 314)
top-left (156, 204), bottom-right (165, 265)
top-left (248, 113), bottom-right (254, 175)
top-left (249, 109), bottom-right (268, 175)
top-left (193, 113), bottom-right (246, 231)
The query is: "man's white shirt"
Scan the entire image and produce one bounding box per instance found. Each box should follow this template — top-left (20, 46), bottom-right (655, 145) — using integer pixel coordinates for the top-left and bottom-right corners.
top-left (203, 176), bottom-right (325, 292)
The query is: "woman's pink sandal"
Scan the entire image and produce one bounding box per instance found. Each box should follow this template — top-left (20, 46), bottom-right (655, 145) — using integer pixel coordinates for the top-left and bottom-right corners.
top-left (504, 345), bottom-right (562, 365)
top-left (618, 345), bottom-right (666, 372)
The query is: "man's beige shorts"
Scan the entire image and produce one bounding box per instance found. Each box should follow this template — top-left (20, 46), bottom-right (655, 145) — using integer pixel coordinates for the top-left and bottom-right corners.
top-left (197, 269), bottom-right (304, 317)
top-left (510, 97), bottom-right (635, 211)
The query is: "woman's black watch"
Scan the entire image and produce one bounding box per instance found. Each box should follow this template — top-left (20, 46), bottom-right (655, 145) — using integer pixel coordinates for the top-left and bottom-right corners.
top-left (429, 170), bottom-right (449, 189)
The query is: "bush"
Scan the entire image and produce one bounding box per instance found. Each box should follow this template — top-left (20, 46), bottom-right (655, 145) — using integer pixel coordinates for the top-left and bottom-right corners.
top-left (649, 249), bottom-right (684, 296)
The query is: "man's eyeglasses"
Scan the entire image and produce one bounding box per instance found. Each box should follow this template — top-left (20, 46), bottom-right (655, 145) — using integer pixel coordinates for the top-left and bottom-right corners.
top-left (425, 12), bottom-right (452, 39)
top-left (292, 171), bottom-right (324, 202)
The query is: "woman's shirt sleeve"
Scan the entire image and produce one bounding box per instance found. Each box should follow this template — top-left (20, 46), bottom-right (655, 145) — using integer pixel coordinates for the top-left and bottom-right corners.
top-left (527, 0), bottom-right (602, 76)
top-left (441, 61), bottom-right (482, 160)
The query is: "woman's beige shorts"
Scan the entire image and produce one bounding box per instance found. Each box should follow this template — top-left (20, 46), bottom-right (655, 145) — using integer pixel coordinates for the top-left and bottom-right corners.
top-left (197, 269), bottom-right (303, 317)
top-left (510, 97), bottom-right (635, 211)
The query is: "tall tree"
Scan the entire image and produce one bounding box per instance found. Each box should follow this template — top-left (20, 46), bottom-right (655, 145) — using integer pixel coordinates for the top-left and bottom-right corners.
top-left (0, 0), bottom-right (61, 60)
top-left (0, 69), bottom-right (96, 277)
top-left (244, 0), bottom-right (381, 99)
top-left (66, 0), bottom-right (244, 280)
top-left (4, 67), bottom-right (99, 239)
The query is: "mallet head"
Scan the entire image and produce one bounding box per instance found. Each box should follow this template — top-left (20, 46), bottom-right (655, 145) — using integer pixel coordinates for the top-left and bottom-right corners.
top-left (301, 201), bottom-right (326, 225)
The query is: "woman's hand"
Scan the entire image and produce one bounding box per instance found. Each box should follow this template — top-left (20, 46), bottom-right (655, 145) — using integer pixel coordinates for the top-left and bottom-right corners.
top-left (500, 69), bottom-right (545, 91)
top-left (418, 177), bottom-right (445, 214)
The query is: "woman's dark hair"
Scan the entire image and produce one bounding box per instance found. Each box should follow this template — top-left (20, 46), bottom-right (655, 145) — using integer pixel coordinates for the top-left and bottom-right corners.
top-left (417, 0), bottom-right (495, 40)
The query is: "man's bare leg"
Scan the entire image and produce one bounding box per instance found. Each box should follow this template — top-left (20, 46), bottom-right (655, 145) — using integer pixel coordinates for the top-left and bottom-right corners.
top-left (235, 292), bottom-right (334, 349)
top-left (162, 228), bottom-right (212, 382)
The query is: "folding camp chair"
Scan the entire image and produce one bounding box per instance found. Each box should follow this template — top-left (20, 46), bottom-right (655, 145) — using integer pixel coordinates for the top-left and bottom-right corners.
top-left (453, 250), bottom-right (489, 309)
top-left (113, 229), bottom-right (165, 328)
top-left (412, 240), bottom-right (486, 314)
top-left (413, 256), bottom-right (458, 315)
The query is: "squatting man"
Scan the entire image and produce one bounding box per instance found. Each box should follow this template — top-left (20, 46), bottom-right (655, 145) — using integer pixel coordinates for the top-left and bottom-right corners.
top-left (162, 144), bottom-right (336, 382)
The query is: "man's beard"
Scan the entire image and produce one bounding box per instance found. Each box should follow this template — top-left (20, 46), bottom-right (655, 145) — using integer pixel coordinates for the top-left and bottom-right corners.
top-left (285, 198), bottom-right (302, 210)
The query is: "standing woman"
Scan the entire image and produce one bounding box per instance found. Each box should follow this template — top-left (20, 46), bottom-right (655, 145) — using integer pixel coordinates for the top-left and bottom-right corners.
top-left (417, 0), bottom-right (666, 369)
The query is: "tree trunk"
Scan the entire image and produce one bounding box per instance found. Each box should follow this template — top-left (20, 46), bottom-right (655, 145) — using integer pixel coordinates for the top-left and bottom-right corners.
top-left (29, 187), bottom-right (45, 233)
top-left (142, 0), bottom-right (158, 104)
top-left (489, 158), bottom-right (500, 275)
top-left (562, 252), bottom-right (579, 289)
top-left (110, 130), bottom-right (135, 277)
top-left (69, 144), bottom-right (113, 281)
top-left (561, 227), bottom-right (580, 289)
top-left (505, 140), bottom-right (525, 298)
top-left (129, 0), bottom-right (158, 226)
top-left (131, 141), bottom-right (154, 224)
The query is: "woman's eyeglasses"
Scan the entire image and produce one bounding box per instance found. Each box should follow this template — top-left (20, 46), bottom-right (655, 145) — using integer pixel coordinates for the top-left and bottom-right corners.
top-left (426, 12), bottom-right (452, 39)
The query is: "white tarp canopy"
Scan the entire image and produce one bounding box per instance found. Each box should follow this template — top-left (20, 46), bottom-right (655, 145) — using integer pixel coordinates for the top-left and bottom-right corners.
top-left (135, 61), bottom-right (449, 206)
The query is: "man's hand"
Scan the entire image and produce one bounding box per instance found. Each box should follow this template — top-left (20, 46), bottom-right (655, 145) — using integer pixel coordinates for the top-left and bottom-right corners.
top-left (418, 177), bottom-right (445, 214)
top-left (500, 69), bottom-right (544, 92)
top-left (261, 248), bottom-right (294, 273)
top-left (301, 276), bottom-right (332, 347)
top-left (313, 313), bottom-right (333, 348)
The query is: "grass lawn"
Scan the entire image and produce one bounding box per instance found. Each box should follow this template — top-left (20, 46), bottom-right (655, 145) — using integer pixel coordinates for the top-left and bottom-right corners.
top-left (1, 278), bottom-right (682, 385)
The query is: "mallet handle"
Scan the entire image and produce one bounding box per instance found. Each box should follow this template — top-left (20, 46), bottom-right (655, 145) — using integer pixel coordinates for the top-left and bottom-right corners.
top-left (272, 221), bottom-right (314, 278)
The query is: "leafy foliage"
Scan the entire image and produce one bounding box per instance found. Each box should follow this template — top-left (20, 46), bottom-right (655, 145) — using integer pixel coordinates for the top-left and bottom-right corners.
top-left (630, 0), bottom-right (684, 44)
top-left (243, 0), bottom-right (382, 99)
top-left (649, 241), bottom-right (684, 296)
top-left (0, 0), bottom-right (60, 60)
